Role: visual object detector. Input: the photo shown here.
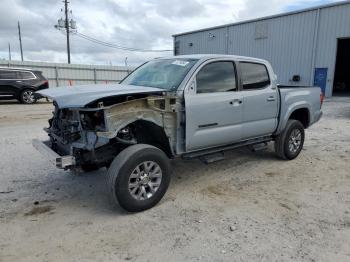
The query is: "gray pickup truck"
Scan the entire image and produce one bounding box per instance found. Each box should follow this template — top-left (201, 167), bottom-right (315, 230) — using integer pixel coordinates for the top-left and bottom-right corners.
top-left (33, 55), bottom-right (323, 212)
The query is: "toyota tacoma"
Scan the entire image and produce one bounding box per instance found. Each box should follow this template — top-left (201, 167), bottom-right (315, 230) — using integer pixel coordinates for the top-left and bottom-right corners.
top-left (33, 55), bottom-right (323, 212)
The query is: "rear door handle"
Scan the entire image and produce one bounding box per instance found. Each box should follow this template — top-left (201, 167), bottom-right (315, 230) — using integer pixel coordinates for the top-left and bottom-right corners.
top-left (267, 96), bottom-right (276, 102)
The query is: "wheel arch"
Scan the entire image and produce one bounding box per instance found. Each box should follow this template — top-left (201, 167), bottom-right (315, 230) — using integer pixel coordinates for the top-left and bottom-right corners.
top-left (117, 119), bottom-right (174, 158)
top-left (276, 103), bottom-right (311, 134)
top-left (288, 107), bottom-right (310, 128)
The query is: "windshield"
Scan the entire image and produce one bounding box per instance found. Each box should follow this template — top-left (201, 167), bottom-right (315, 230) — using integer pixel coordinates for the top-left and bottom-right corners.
top-left (121, 58), bottom-right (198, 90)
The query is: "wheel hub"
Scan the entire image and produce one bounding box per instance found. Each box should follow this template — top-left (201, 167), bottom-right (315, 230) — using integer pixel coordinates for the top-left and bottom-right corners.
top-left (22, 90), bottom-right (34, 103)
top-left (288, 129), bottom-right (302, 153)
top-left (128, 161), bottom-right (162, 200)
top-left (138, 173), bottom-right (150, 185)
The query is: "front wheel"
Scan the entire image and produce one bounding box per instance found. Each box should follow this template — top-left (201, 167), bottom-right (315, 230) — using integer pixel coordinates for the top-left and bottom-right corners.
top-left (107, 144), bottom-right (171, 212)
top-left (275, 119), bottom-right (305, 160)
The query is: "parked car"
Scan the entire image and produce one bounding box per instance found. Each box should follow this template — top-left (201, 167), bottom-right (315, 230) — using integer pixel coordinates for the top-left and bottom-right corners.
top-left (33, 55), bottom-right (323, 212)
top-left (0, 67), bottom-right (49, 104)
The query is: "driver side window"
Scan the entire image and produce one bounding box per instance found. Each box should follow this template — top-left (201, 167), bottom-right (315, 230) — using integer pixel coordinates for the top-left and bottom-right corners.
top-left (196, 61), bottom-right (237, 93)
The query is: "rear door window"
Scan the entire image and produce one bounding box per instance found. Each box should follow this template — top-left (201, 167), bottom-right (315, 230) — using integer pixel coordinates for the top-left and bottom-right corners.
top-left (240, 62), bottom-right (270, 90)
top-left (19, 71), bottom-right (35, 79)
top-left (0, 70), bottom-right (19, 80)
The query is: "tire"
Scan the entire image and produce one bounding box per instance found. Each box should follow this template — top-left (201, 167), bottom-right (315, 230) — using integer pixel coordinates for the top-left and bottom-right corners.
top-left (20, 89), bottom-right (36, 104)
top-left (81, 163), bottom-right (100, 172)
top-left (275, 120), bottom-right (305, 160)
top-left (107, 144), bottom-right (171, 212)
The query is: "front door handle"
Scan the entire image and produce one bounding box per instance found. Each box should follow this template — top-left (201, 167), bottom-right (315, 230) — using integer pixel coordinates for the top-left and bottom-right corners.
top-left (267, 96), bottom-right (276, 102)
top-left (229, 99), bottom-right (242, 105)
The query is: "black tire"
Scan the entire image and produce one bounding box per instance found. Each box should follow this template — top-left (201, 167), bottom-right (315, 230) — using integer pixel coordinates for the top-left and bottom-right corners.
top-left (275, 119), bottom-right (305, 160)
top-left (81, 163), bottom-right (100, 172)
top-left (20, 89), bottom-right (36, 104)
top-left (107, 144), bottom-right (171, 212)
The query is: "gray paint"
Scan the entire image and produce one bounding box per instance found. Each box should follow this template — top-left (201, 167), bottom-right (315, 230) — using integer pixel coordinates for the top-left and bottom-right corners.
top-left (37, 84), bottom-right (163, 108)
top-left (35, 55), bottom-right (322, 161)
top-left (173, 1), bottom-right (350, 97)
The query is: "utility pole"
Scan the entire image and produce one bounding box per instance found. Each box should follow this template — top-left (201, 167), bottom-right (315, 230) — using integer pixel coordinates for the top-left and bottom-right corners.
top-left (55, 0), bottom-right (76, 64)
top-left (8, 43), bottom-right (11, 61)
top-left (64, 0), bottom-right (71, 64)
top-left (18, 21), bottom-right (24, 61)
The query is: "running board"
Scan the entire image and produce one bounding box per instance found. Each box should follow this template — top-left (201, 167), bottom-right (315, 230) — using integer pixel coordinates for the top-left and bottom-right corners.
top-left (182, 136), bottom-right (272, 159)
top-left (199, 152), bottom-right (225, 164)
top-left (250, 142), bottom-right (268, 152)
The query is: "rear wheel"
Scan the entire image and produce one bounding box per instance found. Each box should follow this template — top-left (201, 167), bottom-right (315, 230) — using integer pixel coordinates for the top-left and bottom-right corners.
top-left (107, 144), bottom-right (171, 212)
top-left (20, 89), bottom-right (36, 104)
top-left (275, 119), bottom-right (305, 160)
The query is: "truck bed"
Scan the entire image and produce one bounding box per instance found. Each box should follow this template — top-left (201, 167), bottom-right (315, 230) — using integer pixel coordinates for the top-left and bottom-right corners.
top-left (275, 85), bottom-right (323, 134)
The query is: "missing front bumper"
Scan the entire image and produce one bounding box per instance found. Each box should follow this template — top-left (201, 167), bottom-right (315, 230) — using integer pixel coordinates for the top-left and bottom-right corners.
top-left (32, 139), bottom-right (76, 169)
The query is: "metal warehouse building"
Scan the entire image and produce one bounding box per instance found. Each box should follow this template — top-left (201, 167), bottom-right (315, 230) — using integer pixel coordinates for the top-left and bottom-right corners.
top-left (173, 1), bottom-right (350, 97)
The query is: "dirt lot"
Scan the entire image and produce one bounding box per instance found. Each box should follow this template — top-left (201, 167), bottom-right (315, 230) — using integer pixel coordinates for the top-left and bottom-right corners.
top-left (0, 98), bottom-right (349, 262)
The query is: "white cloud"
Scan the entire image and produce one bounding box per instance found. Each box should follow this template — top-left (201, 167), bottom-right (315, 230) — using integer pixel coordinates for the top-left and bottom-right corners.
top-left (0, 0), bottom-right (341, 65)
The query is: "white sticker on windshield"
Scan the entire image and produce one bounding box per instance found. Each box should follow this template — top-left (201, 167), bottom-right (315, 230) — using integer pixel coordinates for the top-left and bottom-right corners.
top-left (172, 60), bottom-right (190, 67)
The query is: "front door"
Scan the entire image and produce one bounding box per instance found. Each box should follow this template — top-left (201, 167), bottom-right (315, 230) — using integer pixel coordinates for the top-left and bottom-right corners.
top-left (185, 61), bottom-right (243, 151)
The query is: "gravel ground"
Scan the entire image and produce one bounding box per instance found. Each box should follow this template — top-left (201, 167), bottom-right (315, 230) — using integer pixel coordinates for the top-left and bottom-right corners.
top-left (0, 98), bottom-right (349, 262)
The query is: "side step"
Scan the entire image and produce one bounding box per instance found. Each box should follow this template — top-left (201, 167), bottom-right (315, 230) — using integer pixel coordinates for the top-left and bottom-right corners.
top-left (182, 136), bottom-right (272, 159)
top-left (199, 152), bottom-right (225, 164)
top-left (250, 142), bottom-right (268, 152)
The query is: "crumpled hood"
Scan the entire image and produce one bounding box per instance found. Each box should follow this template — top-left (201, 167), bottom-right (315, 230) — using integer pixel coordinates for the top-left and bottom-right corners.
top-left (37, 84), bottom-right (164, 108)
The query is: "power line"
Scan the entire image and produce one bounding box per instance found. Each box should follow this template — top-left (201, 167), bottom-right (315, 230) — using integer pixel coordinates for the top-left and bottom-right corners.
top-left (8, 43), bottom-right (11, 61)
top-left (73, 31), bottom-right (173, 53)
top-left (18, 21), bottom-right (24, 61)
top-left (64, 0), bottom-right (71, 63)
top-left (54, 0), bottom-right (77, 63)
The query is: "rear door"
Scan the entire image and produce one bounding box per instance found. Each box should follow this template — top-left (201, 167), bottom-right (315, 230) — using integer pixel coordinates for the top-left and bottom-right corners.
top-left (238, 62), bottom-right (279, 139)
top-left (0, 70), bottom-right (18, 97)
top-left (184, 60), bottom-right (243, 151)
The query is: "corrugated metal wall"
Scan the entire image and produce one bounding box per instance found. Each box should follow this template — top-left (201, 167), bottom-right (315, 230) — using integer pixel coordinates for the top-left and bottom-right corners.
top-left (0, 60), bottom-right (133, 87)
top-left (174, 2), bottom-right (350, 97)
top-left (315, 4), bottom-right (350, 97)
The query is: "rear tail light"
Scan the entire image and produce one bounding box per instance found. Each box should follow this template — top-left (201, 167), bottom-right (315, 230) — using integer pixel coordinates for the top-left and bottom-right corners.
top-left (320, 93), bottom-right (324, 108)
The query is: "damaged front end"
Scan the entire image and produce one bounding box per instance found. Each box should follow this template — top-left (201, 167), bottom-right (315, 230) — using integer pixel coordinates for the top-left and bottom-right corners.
top-left (44, 103), bottom-right (111, 169)
top-left (34, 94), bottom-right (179, 170)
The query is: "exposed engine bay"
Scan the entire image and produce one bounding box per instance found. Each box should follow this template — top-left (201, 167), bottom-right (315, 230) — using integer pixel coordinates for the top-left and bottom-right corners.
top-left (45, 94), bottom-right (179, 169)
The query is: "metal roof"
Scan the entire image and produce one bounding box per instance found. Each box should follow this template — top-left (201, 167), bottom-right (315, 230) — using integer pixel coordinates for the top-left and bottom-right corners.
top-left (173, 0), bottom-right (350, 37)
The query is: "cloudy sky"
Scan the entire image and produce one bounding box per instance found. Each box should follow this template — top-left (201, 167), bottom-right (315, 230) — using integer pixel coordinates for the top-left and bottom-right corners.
top-left (0, 0), bottom-right (341, 66)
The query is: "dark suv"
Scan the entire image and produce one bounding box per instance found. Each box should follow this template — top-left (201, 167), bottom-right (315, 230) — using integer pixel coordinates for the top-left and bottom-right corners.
top-left (0, 67), bottom-right (49, 104)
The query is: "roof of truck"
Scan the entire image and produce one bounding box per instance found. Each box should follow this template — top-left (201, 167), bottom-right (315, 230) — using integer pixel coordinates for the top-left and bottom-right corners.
top-left (156, 54), bottom-right (268, 63)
